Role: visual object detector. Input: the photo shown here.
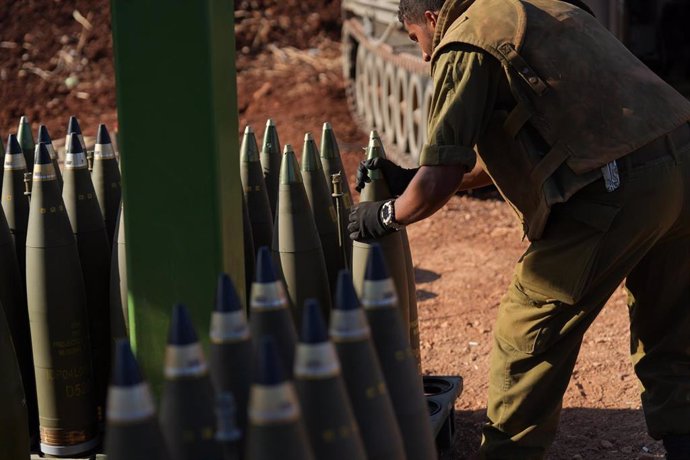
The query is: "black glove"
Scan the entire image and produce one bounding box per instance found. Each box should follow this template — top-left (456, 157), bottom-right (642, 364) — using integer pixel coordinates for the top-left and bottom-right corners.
top-left (355, 158), bottom-right (418, 196)
top-left (347, 200), bottom-right (392, 242)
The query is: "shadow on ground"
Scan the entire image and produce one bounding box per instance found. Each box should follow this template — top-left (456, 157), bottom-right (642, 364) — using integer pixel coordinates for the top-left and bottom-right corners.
top-left (442, 408), bottom-right (664, 459)
top-left (417, 289), bottom-right (439, 301)
top-left (415, 267), bottom-right (442, 284)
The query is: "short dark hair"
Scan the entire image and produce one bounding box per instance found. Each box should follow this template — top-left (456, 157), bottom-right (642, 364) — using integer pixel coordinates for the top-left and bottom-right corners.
top-left (398, 0), bottom-right (446, 24)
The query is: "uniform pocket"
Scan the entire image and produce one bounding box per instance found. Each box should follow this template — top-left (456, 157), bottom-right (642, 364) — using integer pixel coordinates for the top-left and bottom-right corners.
top-left (516, 197), bottom-right (621, 305)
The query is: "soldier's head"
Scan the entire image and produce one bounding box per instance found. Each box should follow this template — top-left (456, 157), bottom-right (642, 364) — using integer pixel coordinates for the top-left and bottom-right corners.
top-left (398, 0), bottom-right (445, 62)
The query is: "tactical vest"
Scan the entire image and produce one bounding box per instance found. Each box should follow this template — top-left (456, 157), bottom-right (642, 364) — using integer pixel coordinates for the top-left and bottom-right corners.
top-left (431, 0), bottom-right (690, 239)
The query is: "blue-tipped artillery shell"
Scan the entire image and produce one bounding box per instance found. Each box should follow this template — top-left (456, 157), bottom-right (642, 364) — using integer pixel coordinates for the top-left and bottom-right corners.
top-left (209, 273), bottom-right (252, 450)
top-left (249, 247), bottom-right (298, 379)
top-left (330, 269), bottom-right (405, 459)
top-left (294, 299), bottom-right (367, 460)
top-left (245, 336), bottom-right (314, 460)
top-left (105, 339), bottom-right (170, 460)
top-left (362, 249), bottom-right (436, 460)
top-left (160, 304), bottom-right (221, 460)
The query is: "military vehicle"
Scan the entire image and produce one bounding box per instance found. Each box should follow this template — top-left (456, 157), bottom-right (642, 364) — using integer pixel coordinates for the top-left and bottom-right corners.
top-left (342, 0), bottom-right (690, 163)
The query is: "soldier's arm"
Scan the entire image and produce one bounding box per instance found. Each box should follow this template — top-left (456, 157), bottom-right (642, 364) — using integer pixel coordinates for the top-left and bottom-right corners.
top-left (457, 162), bottom-right (492, 191)
top-left (395, 164), bottom-right (466, 224)
top-left (395, 45), bottom-right (501, 225)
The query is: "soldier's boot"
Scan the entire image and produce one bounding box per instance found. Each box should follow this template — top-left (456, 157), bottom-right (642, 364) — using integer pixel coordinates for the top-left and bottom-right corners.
top-left (663, 434), bottom-right (690, 460)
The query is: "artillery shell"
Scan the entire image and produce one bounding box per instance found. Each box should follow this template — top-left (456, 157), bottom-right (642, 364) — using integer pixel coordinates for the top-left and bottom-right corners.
top-left (63, 132), bottom-right (112, 424)
top-left (245, 336), bottom-right (314, 460)
top-left (362, 245), bottom-right (436, 460)
top-left (331, 270), bottom-right (405, 460)
top-left (92, 124), bottom-right (122, 246)
top-left (105, 339), bottom-right (169, 460)
top-left (294, 299), bottom-right (366, 460)
top-left (159, 303), bottom-right (221, 460)
top-left (241, 125), bottom-right (273, 251)
top-left (273, 144), bottom-right (331, 326)
top-left (260, 118), bottom-right (281, 217)
top-left (27, 143), bottom-right (99, 456)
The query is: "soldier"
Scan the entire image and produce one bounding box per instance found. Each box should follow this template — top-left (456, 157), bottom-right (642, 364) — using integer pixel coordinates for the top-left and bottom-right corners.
top-left (349, 0), bottom-right (690, 458)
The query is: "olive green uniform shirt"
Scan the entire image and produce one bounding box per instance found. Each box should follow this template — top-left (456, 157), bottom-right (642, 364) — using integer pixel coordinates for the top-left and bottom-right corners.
top-left (420, 44), bottom-right (504, 170)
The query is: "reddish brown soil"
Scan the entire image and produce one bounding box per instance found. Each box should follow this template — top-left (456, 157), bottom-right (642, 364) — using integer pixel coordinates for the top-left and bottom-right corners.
top-left (0, 1), bottom-right (666, 458)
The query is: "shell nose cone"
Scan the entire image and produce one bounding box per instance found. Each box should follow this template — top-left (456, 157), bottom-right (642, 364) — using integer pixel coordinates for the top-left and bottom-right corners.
top-left (7, 134), bottom-right (22, 155)
top-left (335, 270), bottom-right (360, 311)
top-left (301, 134), bottom-right (321, 172)
top-left (215, 273), bottom-right (242, 313)
top-left (300, 299), bottom-right (328, 344)
top-left (365, 244), bottom-right (389, 281)
top-left (240, 125), bottom-right (260, 162)
top-left (34, 143), bottom-right (52, 165)
top-left (66, 132), bottom-right (84, 154)
top-left (38, 125), bottom-right (52, 144)
top-left (280, 145), bottom-right (302, 184)
top-left (67, 116), bottom-right (82, 134)
top-left (255, 336), bottom-right (285, 385)
top-left (255, 246), bottom-right (278, 283)
top-left (112, 339), bottom-right (144, 386)
top-left (96, 123), bottom-right (112, 145)
top-left (168, 303), bottom-right (199, 346)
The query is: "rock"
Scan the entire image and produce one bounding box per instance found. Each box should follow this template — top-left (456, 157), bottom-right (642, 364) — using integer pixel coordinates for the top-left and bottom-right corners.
top-left (621, 446), bottom-right (634, 454)
top-left (600, 439), bottom-right (614, 449)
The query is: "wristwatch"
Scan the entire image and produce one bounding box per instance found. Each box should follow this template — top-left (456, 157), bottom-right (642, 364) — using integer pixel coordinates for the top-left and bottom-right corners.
top-left (379, 199), bottom-right (403, 231)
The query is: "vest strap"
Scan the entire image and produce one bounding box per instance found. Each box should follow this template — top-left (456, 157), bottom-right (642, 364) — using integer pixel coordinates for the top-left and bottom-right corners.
top-left (503, 102), bottom-right (533, 138)
top-left (530, 141), bottom-right (571, 185)
top-left (497, 43), bottom-right (548, 96)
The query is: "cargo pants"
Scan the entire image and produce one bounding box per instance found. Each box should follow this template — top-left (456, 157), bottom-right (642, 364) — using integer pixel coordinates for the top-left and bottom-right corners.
top-left (479, 133), bottom-right (690, 459)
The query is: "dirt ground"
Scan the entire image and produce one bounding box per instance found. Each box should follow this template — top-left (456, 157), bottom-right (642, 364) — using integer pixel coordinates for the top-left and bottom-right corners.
top-left (0, 1), bottom-right (666, 459)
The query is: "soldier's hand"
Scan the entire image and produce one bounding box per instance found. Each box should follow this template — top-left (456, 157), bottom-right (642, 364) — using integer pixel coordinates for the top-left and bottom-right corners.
top-left (355, 158), bottom-right (418, 195)
top-left (347, 200), bottom-right (391, 242)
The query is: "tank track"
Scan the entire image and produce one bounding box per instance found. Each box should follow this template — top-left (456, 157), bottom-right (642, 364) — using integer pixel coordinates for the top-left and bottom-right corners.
top-left (343, 19), bottom-right (432, 168)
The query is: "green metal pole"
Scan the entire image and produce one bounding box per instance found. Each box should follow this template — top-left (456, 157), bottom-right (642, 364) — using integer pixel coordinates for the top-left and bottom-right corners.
top-left (110, 0), bottom-right (243, 396)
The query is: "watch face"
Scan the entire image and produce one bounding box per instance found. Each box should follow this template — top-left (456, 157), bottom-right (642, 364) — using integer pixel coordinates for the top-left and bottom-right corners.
top-left (382, 203), bottom-right (392, 221)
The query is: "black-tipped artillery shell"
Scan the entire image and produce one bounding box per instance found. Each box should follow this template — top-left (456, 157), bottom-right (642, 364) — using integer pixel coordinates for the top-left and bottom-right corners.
top-left (63, 132), bottom-right (112, 425)
top-left (26, 143), bottom-right (99, 456)
top-left (93, 123), bottom-right (122, 246)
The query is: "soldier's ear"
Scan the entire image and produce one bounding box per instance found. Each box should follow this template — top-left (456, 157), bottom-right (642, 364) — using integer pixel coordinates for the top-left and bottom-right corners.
top-left (424, 10), bottom-right (438, 29)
